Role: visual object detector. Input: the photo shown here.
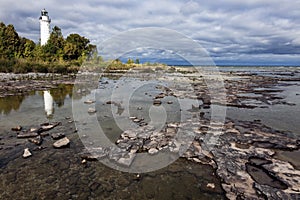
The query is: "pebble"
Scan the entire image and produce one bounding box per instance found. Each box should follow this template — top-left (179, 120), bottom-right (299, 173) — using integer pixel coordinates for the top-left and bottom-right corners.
top-left (206, 183), bottom-right (215, 189)
top-left (23, 148), bottom-right (32, 158)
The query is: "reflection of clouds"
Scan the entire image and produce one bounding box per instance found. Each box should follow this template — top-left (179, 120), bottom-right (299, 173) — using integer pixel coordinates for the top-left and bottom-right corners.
top-left (44, 91), bottom-right (54, 117)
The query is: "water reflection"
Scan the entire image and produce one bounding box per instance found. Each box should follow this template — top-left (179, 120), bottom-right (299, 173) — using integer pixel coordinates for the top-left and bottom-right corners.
top-left (0, 84), bottom-right (76, 117)
top-left (0, 95), bottom-right (26, 115)
top-left (44, 91), bottom-right (54, 118)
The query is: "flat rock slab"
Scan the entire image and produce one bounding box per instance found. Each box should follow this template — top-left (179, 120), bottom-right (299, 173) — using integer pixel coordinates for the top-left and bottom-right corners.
top-left (39, 122), bottom-right (61, 133)
top-left (17, 131), bottom-right (38, 138)
top-left (53, 137), bottom-right (70, 148)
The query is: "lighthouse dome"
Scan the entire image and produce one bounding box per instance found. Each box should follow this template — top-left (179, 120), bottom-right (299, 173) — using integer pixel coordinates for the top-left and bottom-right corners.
top-left (41, 8), bottom-right (48, 16)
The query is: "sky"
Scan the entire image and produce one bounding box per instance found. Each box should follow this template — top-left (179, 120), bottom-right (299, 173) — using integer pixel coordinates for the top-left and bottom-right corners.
top-left (0, 0), bottom-right (300, 66)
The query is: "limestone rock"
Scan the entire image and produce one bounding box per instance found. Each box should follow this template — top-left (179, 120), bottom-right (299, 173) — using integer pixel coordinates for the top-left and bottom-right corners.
top-left (17, 131), bottom-right (38, 138)
top-left (28, 136), bottom-right (43, 145)
top-left (11, 126), bottom-right (22, 131)
top-left (148, 148), bottom-right (159, 155)
top-left (51, 132), bottom-right (65, 140)
top-left (84, 99), bottom-right (95, 104)
top-left (53, 137), bottom-right (70, 148)
top-left (88, 108), bottom-right (97, 113)
top-left (23, 148), bottom-right (32, 158)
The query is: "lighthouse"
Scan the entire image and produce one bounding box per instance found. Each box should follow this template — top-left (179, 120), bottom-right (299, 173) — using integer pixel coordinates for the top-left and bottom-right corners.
top-left (39, 9), bottom-right (51, 45)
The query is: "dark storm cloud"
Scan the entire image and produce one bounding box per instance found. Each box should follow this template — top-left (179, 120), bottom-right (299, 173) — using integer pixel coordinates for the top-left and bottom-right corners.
top-left (0, 0), bottom-right (299, 65)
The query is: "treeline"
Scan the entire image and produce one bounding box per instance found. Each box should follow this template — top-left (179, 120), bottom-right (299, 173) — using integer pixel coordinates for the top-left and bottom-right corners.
top-left (0, 22), bottom-right (97, 73)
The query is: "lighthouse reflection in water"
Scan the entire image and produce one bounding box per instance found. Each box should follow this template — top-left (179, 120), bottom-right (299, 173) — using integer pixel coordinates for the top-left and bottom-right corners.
top-left (43, 90), bottom-right (54, 118)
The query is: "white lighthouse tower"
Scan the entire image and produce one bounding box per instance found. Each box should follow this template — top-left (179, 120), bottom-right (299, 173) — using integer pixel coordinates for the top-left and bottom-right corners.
top-left (39, 9), bottom-right (51, 45)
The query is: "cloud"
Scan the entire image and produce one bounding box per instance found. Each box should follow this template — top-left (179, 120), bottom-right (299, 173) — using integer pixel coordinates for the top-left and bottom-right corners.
top-left (0, 0), bottom-right (299, 65)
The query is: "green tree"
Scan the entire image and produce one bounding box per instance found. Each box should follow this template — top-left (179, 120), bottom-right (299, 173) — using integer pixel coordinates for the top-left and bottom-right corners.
top-left (44, 26), bottom-right (65, 61)
top-left (64, 33), bottom-right (91, 61)
top-left (135, 58), bottom-right (140, 64)
top-left (0, 23), bottom-right (20, 59)
top-left (126, 58), bottom-right (134, 64)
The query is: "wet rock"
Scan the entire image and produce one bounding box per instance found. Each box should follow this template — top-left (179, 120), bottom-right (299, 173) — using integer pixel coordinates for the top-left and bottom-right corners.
top-left (106, 101), bottom-right (115, 104)
top-left (23, 148), bottom-right (32, 158)
top-left (88, 108), bottom-right (97, 113)
top-left (11, 126), bottom-right (22, 131)
top-left (53, 137), bottom-right (70, 148)
top-left (28, 136), bottom-right (43, 145)
top-left (153, 100), bottom-right (162, 106)
top-left (51, 132), bottom-right (65, 140)
top-left (117, 153), bottom-right (136, 167)
top-left (17, 131), bottom-right (38, 138)
top-left (246, 162), bottom-right (288, 190)
top-left (155, 93), bottom-right (166, 99)
top-left (84, 99), bottom-right (95, 104)
top-left (81, 154), bottom-right (98, 161)
top-left (39, 122), bottom-right (61, 132)
top-left (206, 183), bottom-right (215, 189)
top-left (148, 148), bottom-right (159, 155)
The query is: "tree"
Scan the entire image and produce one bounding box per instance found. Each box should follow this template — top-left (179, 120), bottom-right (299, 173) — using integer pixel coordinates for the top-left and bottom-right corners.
top-left (44, 26), bottom-right (65, 61)
top-left (0, 23), bottom-right (20, 59)
top-left (64, 33), bottom-right (90, 61)
top-left (135, 58), bottom-right (140, 64)
top-left (126, 58), bottom-right (134, 64)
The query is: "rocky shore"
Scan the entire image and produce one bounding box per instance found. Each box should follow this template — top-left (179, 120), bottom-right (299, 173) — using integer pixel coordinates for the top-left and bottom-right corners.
top-left (0, 73), bottom-right (76, 97)
top-left (0, 67), bottom-right (299, 199)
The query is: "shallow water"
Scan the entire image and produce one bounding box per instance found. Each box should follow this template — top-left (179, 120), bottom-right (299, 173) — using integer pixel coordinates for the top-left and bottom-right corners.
top-left (0, 66), bottom-right (299, 199)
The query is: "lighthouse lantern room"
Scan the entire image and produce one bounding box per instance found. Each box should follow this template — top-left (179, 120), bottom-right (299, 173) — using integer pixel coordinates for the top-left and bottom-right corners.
top-left (39, 9), bottom-right (51, 45)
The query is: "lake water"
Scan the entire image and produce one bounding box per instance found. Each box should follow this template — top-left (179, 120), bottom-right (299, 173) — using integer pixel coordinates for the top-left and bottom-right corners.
top-left (0, 66), bottom-right (299, 199)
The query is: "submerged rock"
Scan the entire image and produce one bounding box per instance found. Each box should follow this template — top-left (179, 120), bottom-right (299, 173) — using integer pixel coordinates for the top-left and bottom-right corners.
top-left (23, 148), bottom-right (32, 158)
top-left (84, 99), bottom-right (95, 104)
top-left (28, 136), bottom-right (43, 145)
top-left (148, 148), bottom-right (159, 155)
top-left (51, 132), bottom-right (65, 140)
top-left (11, 126), bottom-right (22, 131)
top-left (53, 137), bottom-right (70, 148)
top-left (17, 131), bottom-right (38, 138)
top-left (117, 153), bottom-right (136, 167)
top-left (153, 100), bottom-right (162, 106)
top-left (88, 108), bottom-right (97, 113)
top-left (39, 122), bottom-right (61, 132)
